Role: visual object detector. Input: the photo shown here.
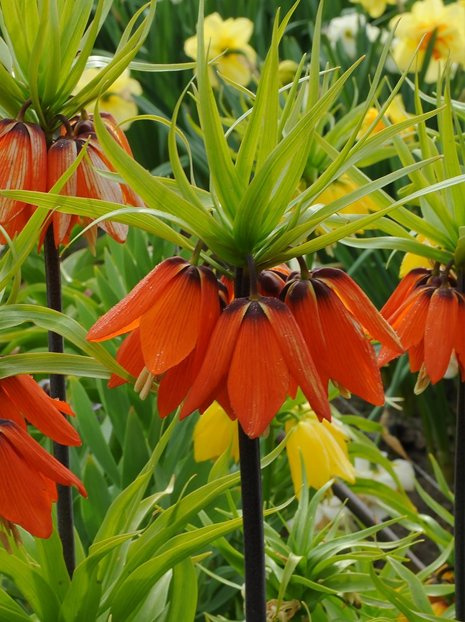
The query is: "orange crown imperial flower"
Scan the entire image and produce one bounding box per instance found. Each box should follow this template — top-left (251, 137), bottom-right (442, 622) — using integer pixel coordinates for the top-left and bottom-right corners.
top-left (282, 267), bottom-right (403, 405)
top-left (47, 114), bottom-right (141, 247)
top-left (379, 267), bottom-right (465, 387)
top-left (0, 117), bottom-right (47, 240)
top-left (88, 257), bottom-right (222, 416)
top-left (0, 420), bottom-right (86, 538)
top-left (180, 296), bottom-right (331, 439)
top-left (0, 375), bottom-right (81, 446)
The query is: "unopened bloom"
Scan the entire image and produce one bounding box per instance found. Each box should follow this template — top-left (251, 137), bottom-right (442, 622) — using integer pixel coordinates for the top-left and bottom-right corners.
top-left (89, 257), bottom-right (222, 416)
top-left (278, 60), bottom-right (299, 86)
top-left (0, 375), bottom-right (81, 446)
top-left (379, 268), bottom-right (465, 388)
top-left (184, 13), bottom-right (256, 86)
top-left (351, 0), bottom-right (397, 18)
top-left (283, 268), bottom-right (403, 404)
top-left (390, 0), bottom-right (465, 83)
top-left (0, 118), bottom-right (46, 240)
top-left (0, 420), bottom-right (86, 538)
top-left (181, 296), bottom-right (331, 438)
top-left (257, 264), bottom-right (292, 297)
top-left (193, 402), bottom-right (239, 462)
top-left (285, 410), bottom-right (355, 496)
top-left (47, 114), bottom-right (140, 247)
top-left (75, 68), bottom-right (142, 129)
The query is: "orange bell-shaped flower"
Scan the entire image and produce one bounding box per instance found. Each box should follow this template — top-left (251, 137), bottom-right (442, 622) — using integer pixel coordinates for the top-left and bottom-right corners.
top-left (0, 118), bottom-right (46, 239)
top-left (181, 296), bottom-right (331, 438)
top-left (0, 420), bottom-right (86, 538)
top-left (379, 269), bottom-right (465, 385)
top-left (0, 374), bottom-right (81, 446)
top-left (89, 257), bottom-right (223, 416)
top-left (47, 114), bottom-right (141, 247)
top-left (283, 267), bottom-right (403, 405)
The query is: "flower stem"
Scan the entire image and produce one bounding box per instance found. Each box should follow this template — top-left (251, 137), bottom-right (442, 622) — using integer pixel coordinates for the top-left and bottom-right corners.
top-left (333, 481), bottom-right (424, 571)
top-left (456, 268), bottom-right (465, 620)
top-left (235, 267), bottom-right (266, 621)
top-left (44, 226), bottom-right (75, 576)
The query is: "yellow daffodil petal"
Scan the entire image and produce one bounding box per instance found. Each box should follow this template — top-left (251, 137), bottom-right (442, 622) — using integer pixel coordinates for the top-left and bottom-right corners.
top-left (351, 0), bottom-right (397, 18)
top-left (193, 401), bottom-right (239, 462)
top-left (74, 68), bottom-right (142, 128)
top-left (399, 234), bottom-right (435, 277)
top-left (316, 174), bottom-right (379, 216)
top-left (285, 413), bottom-right (355, 497)
top-left (390, 0), bottom-right (465, 83)
top-left (184, 12), bottom-right (256, 87)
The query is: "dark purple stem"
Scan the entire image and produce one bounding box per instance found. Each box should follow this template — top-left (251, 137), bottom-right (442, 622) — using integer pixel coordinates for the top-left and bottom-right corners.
top-left (44, 225), bottom-right (75, 576)
top-left (235, 267), bottom-right (266, 621)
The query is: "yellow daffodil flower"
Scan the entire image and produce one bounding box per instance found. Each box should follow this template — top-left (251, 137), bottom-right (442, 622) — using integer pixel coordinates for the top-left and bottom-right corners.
top-left (399, 234), bottom-right (435, 277)
top-left (193, 401), bottom-right (239, 462)
top-left (184, 13), bottom-right (256, 86)
top-left (358, 95), bottom-right (414, 139)
top-left (390, 0), bottom-right (465, 83)
top-left (75, 68), bottom-right (142, 128)
top-left (316, 174), bottom-right (380, 216)
top-left (285, 411), bottom-right (355, 497)
top-left (351, 0), bottom-right (397, 19)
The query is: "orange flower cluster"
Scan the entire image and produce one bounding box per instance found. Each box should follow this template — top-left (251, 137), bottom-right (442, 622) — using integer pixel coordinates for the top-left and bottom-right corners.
top-left (379, 267), bottom-right (465, 386)
top-left (0, 111), bottom-right (140, 246)
top-left (0, 375), bottom-right (86, 538)
top-left (88, 257), bottom-right (402, 438)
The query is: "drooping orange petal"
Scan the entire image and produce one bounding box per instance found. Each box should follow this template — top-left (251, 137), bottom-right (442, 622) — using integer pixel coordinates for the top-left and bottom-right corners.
top-left (0, 389), bottom-right (26, 429)
top-left (455, 294), bottom-right (465, 381)
top-left (315, 267), bottom-right (403, 354)
top-left (227, 301), bottom-right (289, 438)
top-left (76, 146), bottom-right (128, 242)
top-left (157, 267), bottom-right (221, 417)
top-left (0, 421), bottom-right (86, 496)
top-left (0, 123), bottom-right (31, 222)
top-left (181, 298), bottom-right (249, 420)
top-left (378, 344), bottom-right (402, 368)
top-left (380, 268), bottom-right (431, 320)
top-left (408, 340), bottom-right (424, 373)
top-left (77, 145), bottom-right (123, 202)
top-left (25, 122), bottom-right (47, 193)
top-left (261, 297), bottom-right (331, 423)
top-left (312, 280), bottom-right (385, 405)
top-left (0, 437), bottom-right (56, 537)
top-left (99, 113), bottom-right (134, 155)
top-left (424, 287), bottom-right (458, 384)
top-left (0, 375), bottom-right (81, 446)
top-left (140, 265), bottom-right (204, 375)
top-left (108, 328), bottom-right (145, 388)
top-left (0, 119), bottom-right (16, 141)
top-left (87, 257), bottom-right (188, 341)
top-left (48, 137), bottom-right (79, 246)
top-left (391, 287), bottom-right (433, 349)
top-left (0, 206), bottom-right (31, 242)
top-left (283, 279), bottom-right (329, 389)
